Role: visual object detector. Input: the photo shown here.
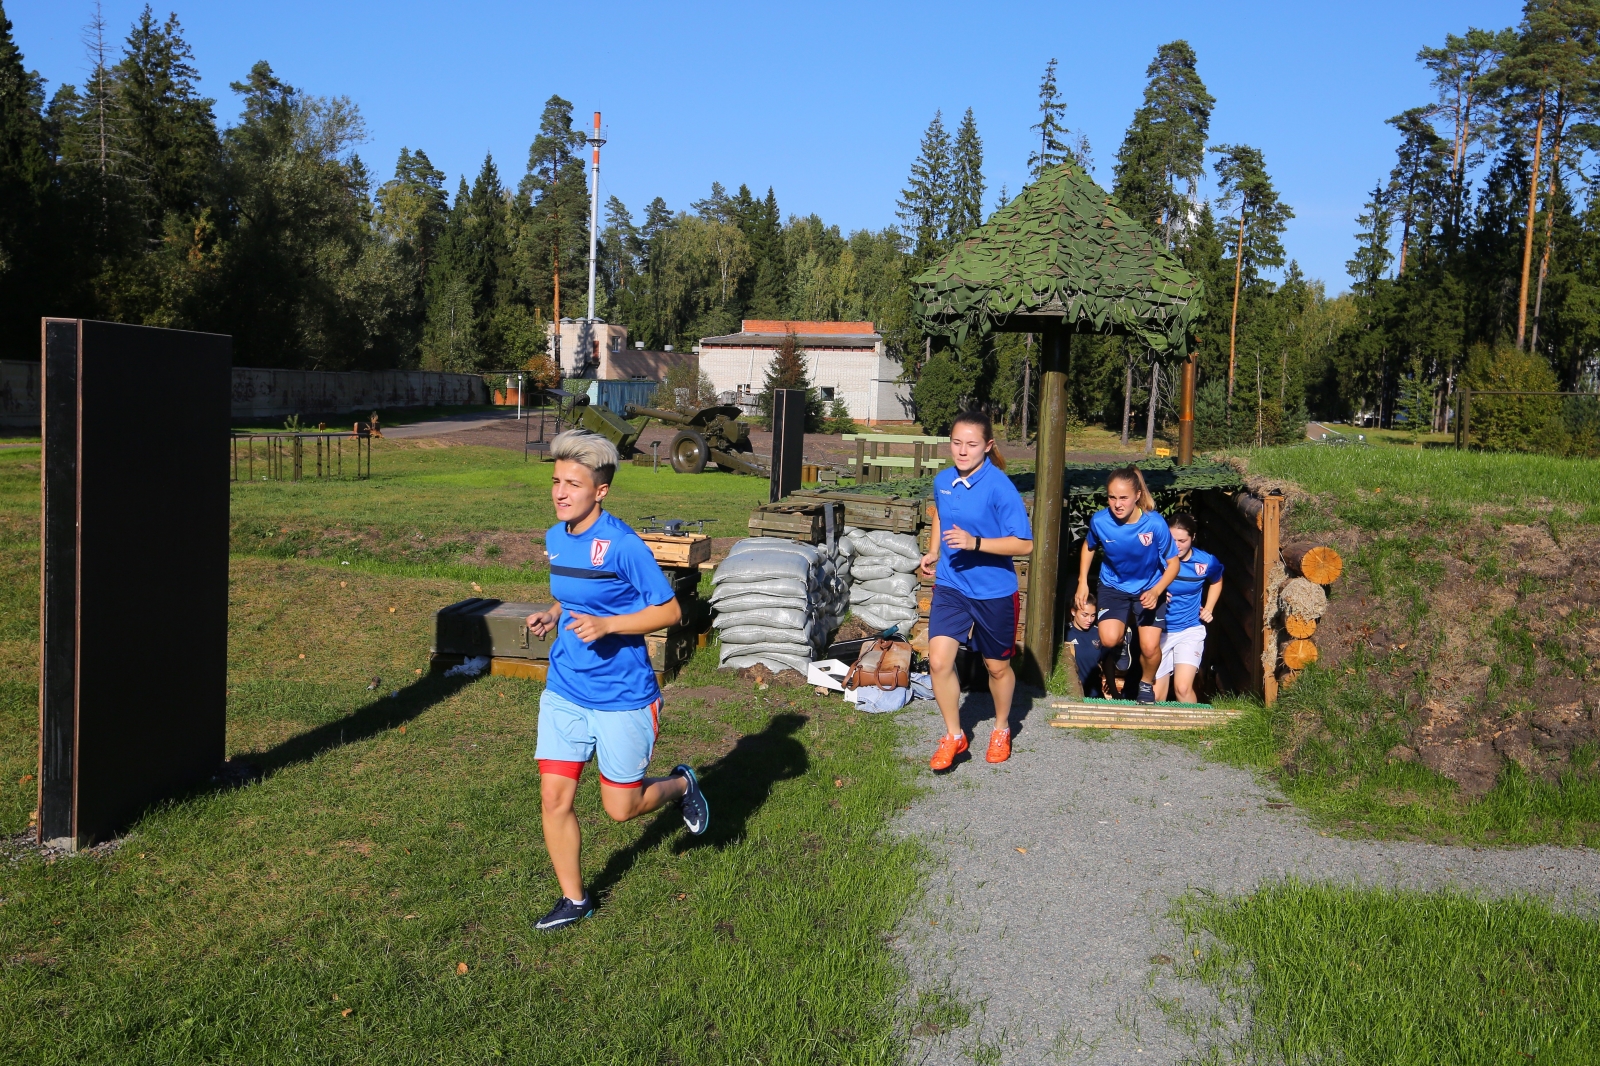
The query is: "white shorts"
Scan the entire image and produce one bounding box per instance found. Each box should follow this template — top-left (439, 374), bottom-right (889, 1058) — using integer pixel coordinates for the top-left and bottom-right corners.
top-left (1157, 624), bottom-right (1207, 679)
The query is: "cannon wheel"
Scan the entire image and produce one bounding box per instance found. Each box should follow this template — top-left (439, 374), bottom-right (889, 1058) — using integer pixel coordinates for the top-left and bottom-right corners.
top-left (669, 429), bottom-right (710, 474)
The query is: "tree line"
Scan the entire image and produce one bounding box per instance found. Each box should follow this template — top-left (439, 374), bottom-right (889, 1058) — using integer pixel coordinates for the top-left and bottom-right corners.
top-left (1332, 0), bottom-right (1600, 454)
top-left (3, 2), bottom-right (1345, 446)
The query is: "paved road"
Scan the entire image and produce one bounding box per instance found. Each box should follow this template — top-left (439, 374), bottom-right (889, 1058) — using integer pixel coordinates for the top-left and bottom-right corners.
top-left (380, 411), bottom-right (518, 439)
top-left (895, 694), bottom-right (1600, 1065)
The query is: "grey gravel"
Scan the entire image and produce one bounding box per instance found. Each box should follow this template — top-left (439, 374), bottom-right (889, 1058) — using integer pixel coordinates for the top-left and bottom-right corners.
top-left (895, 693), bottom-right (1600, 1066)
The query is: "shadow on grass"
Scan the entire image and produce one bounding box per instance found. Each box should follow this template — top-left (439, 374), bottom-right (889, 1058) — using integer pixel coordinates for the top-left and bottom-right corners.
top-left (246, 672), bottom-right (475, 777)
top-left (586, 712), bottom-right (810, 906)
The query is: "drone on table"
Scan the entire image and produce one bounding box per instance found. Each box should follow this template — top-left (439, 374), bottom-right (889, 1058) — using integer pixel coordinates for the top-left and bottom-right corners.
top-left (637, 517), bottom-right (718, 537)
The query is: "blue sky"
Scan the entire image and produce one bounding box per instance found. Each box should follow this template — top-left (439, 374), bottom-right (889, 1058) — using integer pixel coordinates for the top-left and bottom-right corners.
top-left (11, 0), bottom-right (1520, 295)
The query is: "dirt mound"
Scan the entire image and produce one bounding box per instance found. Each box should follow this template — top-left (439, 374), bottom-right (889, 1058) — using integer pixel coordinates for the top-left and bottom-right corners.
top-left (1289, 508), bottom-right (1600, 797)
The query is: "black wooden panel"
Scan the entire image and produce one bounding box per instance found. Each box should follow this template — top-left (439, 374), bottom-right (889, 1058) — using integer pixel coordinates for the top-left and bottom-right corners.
top-left (769, 388), bottom-right (805, 503)
top-left (63, 321), bottom-right (231, 845)
top-left (38, 320), bottom-right (80, 841)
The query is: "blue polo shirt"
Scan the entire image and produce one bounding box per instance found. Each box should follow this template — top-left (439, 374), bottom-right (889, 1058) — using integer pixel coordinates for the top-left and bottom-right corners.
top-left (545, 510), bottom-right (676, 711)
top-left (932, 459), bottom-right (1033, 600)
top-left (1166, 548), bottom-right (1224, 631)
top-left (1086, 507), bottom-right (1178, 594)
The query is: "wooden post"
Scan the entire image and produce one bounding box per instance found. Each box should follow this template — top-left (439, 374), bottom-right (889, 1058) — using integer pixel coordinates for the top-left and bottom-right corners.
top-left (1178, 354), bottom-right (1196, 466)
top-left (1457, 387), bottom-right (1471, 450)
top-left (854, 437), bottom-right (865, 482)
top-left (1260, 493), bottom-right (1282, 707)
top-left (1024, 327), bottom-right (1068, 686)
top-left (868, 441), bottom-right (879, 484)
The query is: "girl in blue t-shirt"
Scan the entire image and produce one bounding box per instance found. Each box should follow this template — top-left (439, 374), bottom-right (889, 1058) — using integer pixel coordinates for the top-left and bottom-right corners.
top-left (1153, 512), bottom-right (1223, 704)
top-left (1073, 466), bottom-right (1180, 704)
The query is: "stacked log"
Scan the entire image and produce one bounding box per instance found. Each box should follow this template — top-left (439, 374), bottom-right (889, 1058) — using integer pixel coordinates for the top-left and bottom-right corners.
top-left (1269, 542), bottom-right (1342, 684)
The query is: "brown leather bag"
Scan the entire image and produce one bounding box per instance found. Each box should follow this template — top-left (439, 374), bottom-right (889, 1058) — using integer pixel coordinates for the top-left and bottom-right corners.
top-left (845, 638), bottom-right (913, 691)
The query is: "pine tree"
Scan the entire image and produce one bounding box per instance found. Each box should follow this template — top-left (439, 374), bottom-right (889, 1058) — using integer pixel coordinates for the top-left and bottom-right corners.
top-left (1112, 40), bottom-right (1213, 246)
top-left (116, 9), bottom-right (217, 234)
top-left (747, 186), bottom-right (785, 317)
top-left (0, 0), bottom-right (54, 356)
top-left (897, 111), bottom-right (951, 261)
top-left (518, 95), bottom-right (591, 326)
top-left (760, 329), bottom-right (824, 429)
top-left (1346, 183), bottom-right (1394, 296)
top-left (1211, 144), bottom-right (1293, 408)
top-left (1028, 58), bottom-right (1092, 179)
top-left (950, 107), bottom-right (985, 238)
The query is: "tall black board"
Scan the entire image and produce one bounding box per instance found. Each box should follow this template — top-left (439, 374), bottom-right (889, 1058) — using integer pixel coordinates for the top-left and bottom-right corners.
top-left (769, 388), bottom-right (805, 503)
top-left (38, 320), bottom-right (231, 847)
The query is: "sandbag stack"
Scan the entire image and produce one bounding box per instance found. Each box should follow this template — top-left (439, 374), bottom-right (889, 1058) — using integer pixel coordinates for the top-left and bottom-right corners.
top-left (842, 527), bottom-right (922, 635)
top-left (711, 538), bottom-right (847, 674)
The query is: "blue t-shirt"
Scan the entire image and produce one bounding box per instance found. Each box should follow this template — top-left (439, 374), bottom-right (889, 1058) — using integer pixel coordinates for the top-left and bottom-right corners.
top-left (932, 459), bottom-right (1033, 600)
top-left (1066, 622), bottom-right (1102, 686)
top-left (1165, 548), bottom-right (1224, 631)
top-left (1086, 508), bottom-right (1178, 594)
top-left (545, 510), bottom-right (676, 711)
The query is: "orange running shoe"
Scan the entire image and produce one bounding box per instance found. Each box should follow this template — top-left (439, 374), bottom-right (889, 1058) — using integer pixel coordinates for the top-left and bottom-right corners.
top-left (985, 727), bottom-right (1012, 763)
top-left (929, 732), bottom-right (968, 771)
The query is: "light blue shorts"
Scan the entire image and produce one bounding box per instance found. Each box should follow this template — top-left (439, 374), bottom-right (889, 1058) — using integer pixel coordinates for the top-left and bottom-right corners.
top-left (535, 687), bottom-right (660, 787)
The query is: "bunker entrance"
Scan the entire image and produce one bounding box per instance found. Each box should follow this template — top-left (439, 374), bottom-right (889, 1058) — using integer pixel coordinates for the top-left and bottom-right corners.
top-left (1029, 460), bottom-right (1284, 706)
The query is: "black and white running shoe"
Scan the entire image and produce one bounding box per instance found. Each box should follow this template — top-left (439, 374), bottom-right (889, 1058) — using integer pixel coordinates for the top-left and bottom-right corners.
top-left (673, 764), bottom-right (709, 835)
top-left (535, 895), bottom-right (592, 932)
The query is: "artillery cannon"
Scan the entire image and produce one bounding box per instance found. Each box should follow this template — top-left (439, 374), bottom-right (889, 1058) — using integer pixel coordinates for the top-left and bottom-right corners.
top-left (624, 404), bottom-right (767, 476)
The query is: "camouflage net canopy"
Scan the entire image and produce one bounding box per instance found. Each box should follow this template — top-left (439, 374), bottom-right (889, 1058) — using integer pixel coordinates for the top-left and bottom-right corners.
top-left (912, 164), bottom-right (1203, 354)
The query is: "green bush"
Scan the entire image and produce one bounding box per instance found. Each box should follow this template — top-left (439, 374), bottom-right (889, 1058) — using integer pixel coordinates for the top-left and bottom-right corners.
top-left (823, 398), bottom-right (858, 435)
top-left (912, 353), bottom-right (963, 436)
top-left (1464, 343), bottom-right (1567, 454)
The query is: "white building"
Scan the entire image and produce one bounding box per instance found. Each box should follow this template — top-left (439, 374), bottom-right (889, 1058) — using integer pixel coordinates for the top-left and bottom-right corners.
top-left (545, 319), bottom-right (693, 382)
top-left (696, 320), bottom-right (913, 425)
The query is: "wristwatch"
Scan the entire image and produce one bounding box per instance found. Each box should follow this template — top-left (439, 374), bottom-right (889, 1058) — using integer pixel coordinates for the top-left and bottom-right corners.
top-left (974, 536), bottom-right (982, 552)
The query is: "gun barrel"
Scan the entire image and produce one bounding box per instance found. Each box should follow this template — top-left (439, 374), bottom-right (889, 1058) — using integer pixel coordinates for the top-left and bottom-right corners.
top-left (625, 404), bottom-right (686, 424)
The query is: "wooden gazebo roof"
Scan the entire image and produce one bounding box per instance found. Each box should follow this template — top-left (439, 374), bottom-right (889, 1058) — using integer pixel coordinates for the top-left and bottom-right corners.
top-left (912, 164), bottom-right (1203, 354)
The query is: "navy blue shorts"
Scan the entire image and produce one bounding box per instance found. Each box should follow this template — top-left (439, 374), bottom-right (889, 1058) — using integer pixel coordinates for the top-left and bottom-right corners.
top-left (1096, 585), bottom-right (1168, 631)
top-left (928, 584), bottom-right (1019, 660)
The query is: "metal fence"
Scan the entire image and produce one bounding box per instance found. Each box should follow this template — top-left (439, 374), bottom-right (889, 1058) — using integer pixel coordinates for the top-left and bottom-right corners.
top-left (231, 431), bottom-right (371, 481)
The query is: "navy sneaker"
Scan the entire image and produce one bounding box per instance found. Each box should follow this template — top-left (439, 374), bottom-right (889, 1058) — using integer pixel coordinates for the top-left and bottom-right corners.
top-left (535, 895), bottom-right (592, 931)
top-left (1137, 681), bottom-right (1156, 704)
top-left (673, 764), bottom-right (709, 835)
top-left (1117, 633), bottom-right (1133, 673)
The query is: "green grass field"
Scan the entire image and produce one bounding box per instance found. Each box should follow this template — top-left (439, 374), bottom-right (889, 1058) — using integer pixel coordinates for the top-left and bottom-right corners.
top-left (0, 443), bottom-right (930, 1064)
top-left (5, 438), bottom-right (1598, 1062)
top-left (1170, 880), bottom-right (1599, 1065)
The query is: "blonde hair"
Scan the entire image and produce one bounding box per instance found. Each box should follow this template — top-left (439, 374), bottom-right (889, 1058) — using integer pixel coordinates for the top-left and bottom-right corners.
top-left (551, 429), bottom-right (620, 485)
top-left (1107, 465), bottom-right (1157, 512)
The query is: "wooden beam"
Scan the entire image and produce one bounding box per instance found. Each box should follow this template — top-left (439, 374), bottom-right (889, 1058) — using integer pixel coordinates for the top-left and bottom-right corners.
top-left (1178, 354), bottom-right (1196, 466)
top-left (1024, 327), bottom-right (1068, 686)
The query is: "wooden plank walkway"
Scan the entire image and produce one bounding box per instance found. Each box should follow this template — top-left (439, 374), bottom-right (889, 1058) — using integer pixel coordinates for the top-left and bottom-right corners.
top-left (1048, 698), bottom-right (1240, 730)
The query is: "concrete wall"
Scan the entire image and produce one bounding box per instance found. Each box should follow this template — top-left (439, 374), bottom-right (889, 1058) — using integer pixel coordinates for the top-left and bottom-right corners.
top-left (231, 368), bottom-right (486, 420)
top-left (697, 345), bottom-right (913, 424)
top-left (0, 359), bottom-right (40, 430)
top-left (2, 361), bottom-right (485, 428)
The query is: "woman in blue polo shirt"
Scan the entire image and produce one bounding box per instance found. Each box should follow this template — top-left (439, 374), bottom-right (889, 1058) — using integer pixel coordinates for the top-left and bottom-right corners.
top-left (1074, 466), bottom-right (1181, 704)
top-left (918, 411), bottom-right (1033, 770)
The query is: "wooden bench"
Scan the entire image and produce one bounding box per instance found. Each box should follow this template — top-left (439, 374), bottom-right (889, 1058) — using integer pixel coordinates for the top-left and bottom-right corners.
top-left (841, 433), bottom-right (949, 483)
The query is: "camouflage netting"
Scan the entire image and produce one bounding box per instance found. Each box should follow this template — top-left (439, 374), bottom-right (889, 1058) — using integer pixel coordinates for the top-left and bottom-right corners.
top-left (912, 164), bottom-right (1203, 353)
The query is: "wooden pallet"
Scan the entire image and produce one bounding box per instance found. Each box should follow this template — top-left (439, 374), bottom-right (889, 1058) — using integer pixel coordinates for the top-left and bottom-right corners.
top-left (1048, 698), bottom-right (1239, 731)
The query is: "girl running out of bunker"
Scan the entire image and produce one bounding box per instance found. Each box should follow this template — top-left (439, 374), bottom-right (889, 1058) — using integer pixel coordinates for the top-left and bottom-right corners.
top-left (1073, 467), bottom-right (1181, 704)
top-left (1152, 512), bottom-right (1223, 705)
top-left (919, 411), bottom-right (1034, 770)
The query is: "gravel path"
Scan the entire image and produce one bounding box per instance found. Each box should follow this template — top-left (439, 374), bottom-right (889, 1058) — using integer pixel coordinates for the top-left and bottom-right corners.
top-left (895, 692), bottom-right (1600, 1066)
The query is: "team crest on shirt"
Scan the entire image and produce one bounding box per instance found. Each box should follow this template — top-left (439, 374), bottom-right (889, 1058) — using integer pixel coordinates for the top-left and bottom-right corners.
top-left (591, 539), bottom-right (611, 567)
top-left (1194, 562), bottom-right (1208, 576)
top-left (1138, 531), bottom-right (1154, 546)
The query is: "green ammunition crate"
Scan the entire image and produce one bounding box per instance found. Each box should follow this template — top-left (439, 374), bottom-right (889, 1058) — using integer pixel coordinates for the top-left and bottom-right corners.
top-left (645, 626), bottom-right (697, 671)
top-left (433, 598), bottom-right (555, 660)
